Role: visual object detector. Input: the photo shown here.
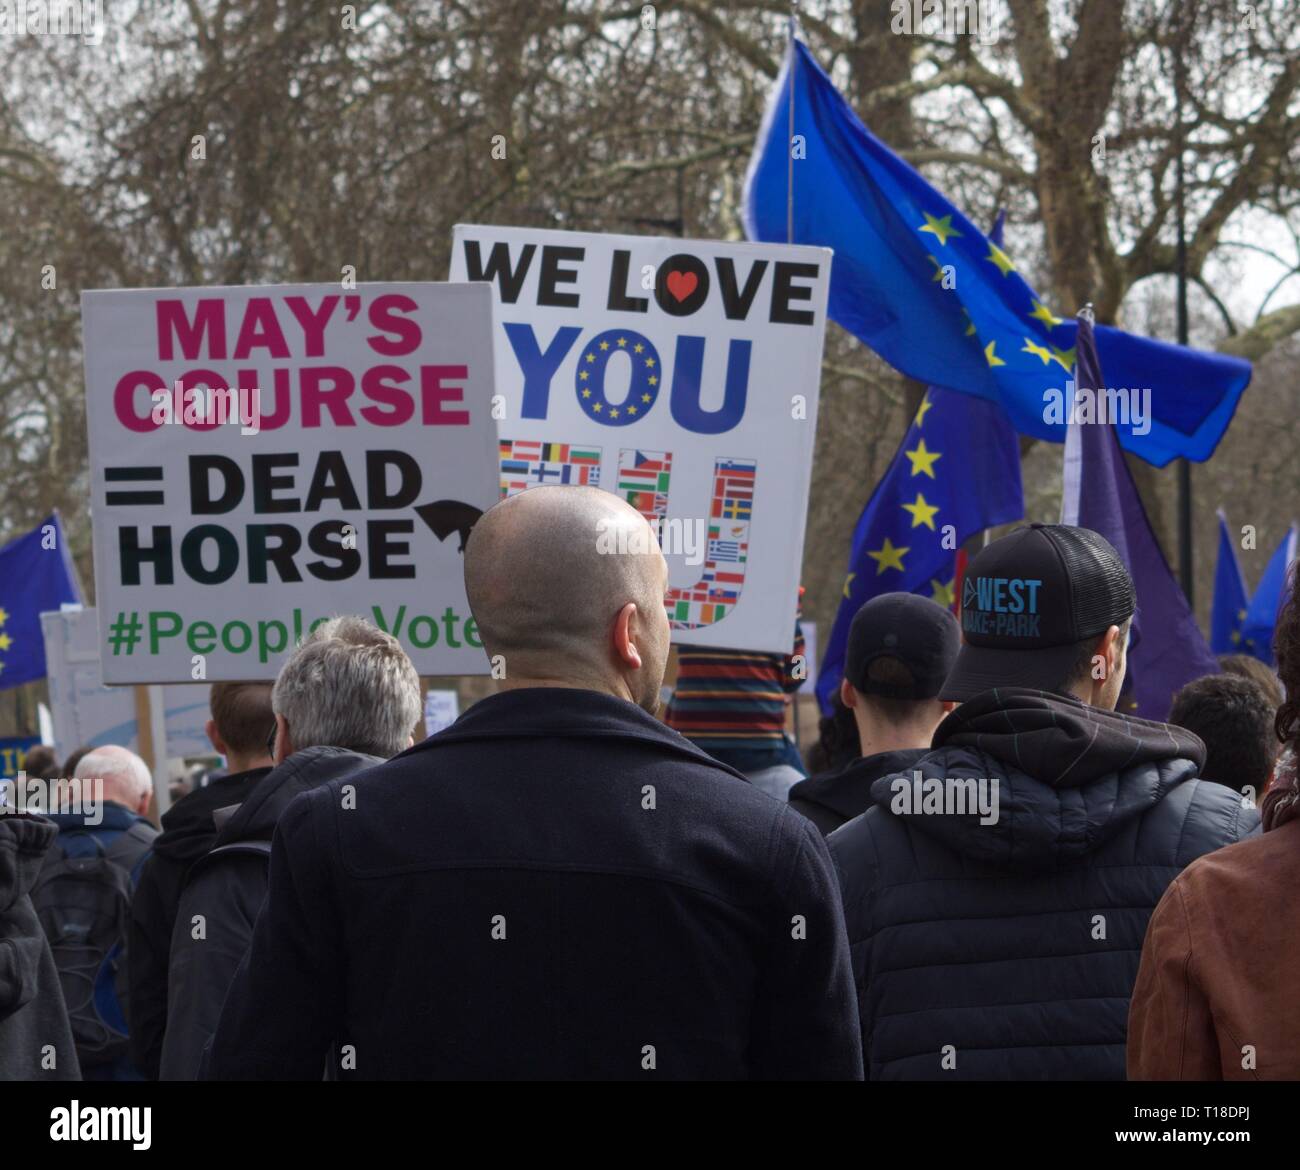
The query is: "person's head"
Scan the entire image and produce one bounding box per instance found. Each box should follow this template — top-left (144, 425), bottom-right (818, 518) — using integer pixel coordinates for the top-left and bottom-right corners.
top-left (73, 745), bottom-right (153, 816)
top-left (464, 485), bottom-right (671, 713)
top-left (270, 616), bottom-right (422, 765)
top-left (206, 681), bottom-right (276, 774)
top-left (942, 523), bottom-right (1136, 710)
top-left (1168, 673), bottom-right (1279, 799)
top-left (1217, 653), bottom-right (1284, 709)
top-left (841, 593), bottom-right (960, 755)
top-left (1272, 577), bottom-right (1299, 757)
top-left (22, 745), bottom-right (59, 781)
top-left (61, 745), bottom-right (93, 779)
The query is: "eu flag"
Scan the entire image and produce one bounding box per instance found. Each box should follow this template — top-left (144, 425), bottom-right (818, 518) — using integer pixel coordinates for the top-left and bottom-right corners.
top-left (1210, 510), bottom-right (1252, 655)
top-left (1240, 524), bottom-right (1297, 667)
top-left (743, 37), bottom-right (1251, 468)
top-left (815, 386), bottom-right (1023, 713)
top-left (0, 513), bottom-right (81, 690)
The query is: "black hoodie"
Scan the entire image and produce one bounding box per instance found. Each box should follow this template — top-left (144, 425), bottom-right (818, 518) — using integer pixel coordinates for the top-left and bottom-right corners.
top-left (128, 765), bottom-right (271, 1079)
top-left (828, 687), bottom-right (1258, 1080)
top-left (788, 749), bottom-right (929, 835)
top-left (159, 746), bottom-right (382, 1080)
top-left (0, 813), bottom-right (81, 1080)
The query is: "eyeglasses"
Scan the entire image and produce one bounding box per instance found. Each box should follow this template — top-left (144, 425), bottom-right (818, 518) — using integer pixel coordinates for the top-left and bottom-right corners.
top-left (266, 723), bottom-right (278, 760)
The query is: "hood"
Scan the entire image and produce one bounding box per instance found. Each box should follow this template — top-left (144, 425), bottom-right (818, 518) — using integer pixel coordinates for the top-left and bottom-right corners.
top-left (0, 814), bottom-right (58, 1018)
top-left (868, 687), bottom-right (1206, 871)
top-left (789, 749), bottom-right (929, 822)
top-left (152, 766), bottom-right (273, 863)
top-left (215, 746), bottom-right (384, 845)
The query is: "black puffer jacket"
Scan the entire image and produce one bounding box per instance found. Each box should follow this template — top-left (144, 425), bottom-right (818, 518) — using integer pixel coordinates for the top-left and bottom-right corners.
top-left (0, 814), bottom-right (80, 1080)
top-left (160, 747), bottom-right (382, 1080)
top-left (828, 688), bottom-right (1259, 1081)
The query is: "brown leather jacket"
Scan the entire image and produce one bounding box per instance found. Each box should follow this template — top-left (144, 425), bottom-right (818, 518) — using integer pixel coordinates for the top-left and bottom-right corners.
top-left (1128, 749), bottom-right (1300, 1080)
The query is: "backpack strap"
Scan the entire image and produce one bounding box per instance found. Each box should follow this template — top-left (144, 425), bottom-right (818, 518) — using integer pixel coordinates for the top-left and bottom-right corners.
top-left (206, 839), bottom-right (273, 861)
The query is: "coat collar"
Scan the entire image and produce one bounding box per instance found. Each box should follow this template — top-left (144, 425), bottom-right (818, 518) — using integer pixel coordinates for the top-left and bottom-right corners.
top-left (407, 687), bottom-right (748, 782)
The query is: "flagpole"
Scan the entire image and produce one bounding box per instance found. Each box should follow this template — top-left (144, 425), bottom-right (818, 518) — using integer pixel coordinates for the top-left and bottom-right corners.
top-left (1174, 9), bottom-right (1194, 604)
top-left (787, 4), bottom-right (797, 245)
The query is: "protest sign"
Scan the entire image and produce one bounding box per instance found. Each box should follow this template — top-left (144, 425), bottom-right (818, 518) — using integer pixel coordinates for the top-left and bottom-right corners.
top-left (82, 283), bottom-right (500, 682)
top-left (450, 226), bottom-right (831, 654)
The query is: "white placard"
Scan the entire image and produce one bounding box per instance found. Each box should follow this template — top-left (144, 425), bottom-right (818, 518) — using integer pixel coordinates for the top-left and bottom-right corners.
top-left (423, 689), bottom-right (460, 736)
top-left (450, 226), bottom-right (830, 653)
top-left (82, 283), bottom-right (500, 681)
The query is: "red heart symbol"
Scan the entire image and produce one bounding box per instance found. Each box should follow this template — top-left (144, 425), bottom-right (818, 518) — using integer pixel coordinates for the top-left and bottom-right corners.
top-left (665, 270), bottom-right (698, 302)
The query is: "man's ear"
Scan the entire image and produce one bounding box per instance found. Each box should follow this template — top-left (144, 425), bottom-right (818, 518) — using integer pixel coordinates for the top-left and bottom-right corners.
top-left (205, 718), bottom-right (227, 759)
top-left (941, 700), bottom-right (957, 714)
top-left (274, 713), bottom-right (293, 765)
top-left (612, 601), bottom-right (643, 670)
top-left (839, 677), bottom-right (858, 709)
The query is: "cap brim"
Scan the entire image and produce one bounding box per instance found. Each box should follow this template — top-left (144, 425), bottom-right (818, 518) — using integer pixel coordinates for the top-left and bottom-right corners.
top-left (939, 640), bottom-right (1083, 703)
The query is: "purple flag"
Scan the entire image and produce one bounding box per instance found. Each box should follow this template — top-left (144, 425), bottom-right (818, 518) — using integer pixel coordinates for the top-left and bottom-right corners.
top-left (1061, 314), bottom-right (1219, 720)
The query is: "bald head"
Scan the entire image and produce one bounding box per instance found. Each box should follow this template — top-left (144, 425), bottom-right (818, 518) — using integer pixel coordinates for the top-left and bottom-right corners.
top-left (464, 486), bottom-right (671, 709)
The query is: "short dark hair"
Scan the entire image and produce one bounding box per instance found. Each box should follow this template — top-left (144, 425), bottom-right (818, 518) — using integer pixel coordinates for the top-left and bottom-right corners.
top-left (1168, 673), bottom-right (1279, 798)
top-left (209, 681), bottom-right (275, 757)
top-left (855, 656), bottom-right (937, 724)
top-left (1057, 616), bottom-right (1133, 693)
top-left (21, 744), bottom-right (59, 780)
top-left (1218, 653), bottom-right (1284, 709)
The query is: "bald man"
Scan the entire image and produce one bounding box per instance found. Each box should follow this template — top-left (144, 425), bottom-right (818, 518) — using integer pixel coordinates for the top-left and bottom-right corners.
top-left (207, 486), bottom-right (862, 1080)
top-left (36, 745), bottom-right (158, 1079)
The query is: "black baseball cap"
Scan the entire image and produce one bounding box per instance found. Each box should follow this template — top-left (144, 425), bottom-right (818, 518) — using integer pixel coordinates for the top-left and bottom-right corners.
top-left (941, 523), bottom-right (1136, 702)
top-left (844, 592), bottom-right (960, 700)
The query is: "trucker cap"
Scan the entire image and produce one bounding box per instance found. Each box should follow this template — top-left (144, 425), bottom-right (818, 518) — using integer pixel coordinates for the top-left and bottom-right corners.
top-left (940, 523), bottom-right (1136, 702)
top-left (845, 592), bottom-right (960, 700)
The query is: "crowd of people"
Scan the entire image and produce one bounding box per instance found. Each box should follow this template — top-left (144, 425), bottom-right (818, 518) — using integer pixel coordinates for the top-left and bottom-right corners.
top-left (1, 484), bottom-right (1296, 1080)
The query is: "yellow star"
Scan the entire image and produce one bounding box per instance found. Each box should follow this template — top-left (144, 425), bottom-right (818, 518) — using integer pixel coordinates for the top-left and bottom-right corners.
top-left (1029, 300), bottom-right (1063, 328)
top-left (645, 357), bottom-right (656, 368)
top-left (1021, 337), bottom-right (1054, 365)
top-left (0, 634), bottom-right (11, 651)
top-left (913, 397), bottom-right (933, 427)
top-left (599, 340), bottom-right (610, 350)
top-left (905, 438), bottom-right (942, 478)
top-left (617, 337), bottom-right (627, 347)
top-left (919, 212), bottom-right (962, 247)
top-left (581, 388), bottom-right (592, 398)
top-left (641, 393), bottom-right (652, 403)
top-left (984, 340), bottom-right (1005, 367)
top-left (902, 492), bottom-right (940, 531)
top-left (0, 607), bottom-right (8, 626)
top-left (1050, 345), bottom-right (1076, 372)
top-left (627, 404), bottom-right (638, 415)
top-left (648, 376), bottom-right (658, 386)
top-left (926, 255), bottom-right (946, 283)
top-left (931, 577), bottom-right (955, 607)
top-left (842, 572), bottom-right (856, 598)
top-left (585, 353), bottom-right (595, 363)
top-left (634, 343), bottom-right (644, 353)
top-left (986, 243), bottom-right (1015, 276)
top-left (592, 402), bottom-right (603, 413)
top-left (962, 307), bottom-right (976, 336)
top-left (867, 537), bottom-right (909, 575)
top-left (579, 370), bottom-right (589, 380)
top-left (609, 407), bottom-right (620, 418)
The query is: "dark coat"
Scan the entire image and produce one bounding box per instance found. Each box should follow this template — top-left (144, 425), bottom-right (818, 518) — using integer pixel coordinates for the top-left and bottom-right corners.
top-left (828, 688), bottom-right (1258, 1081)
top-left (128, 766), bottom-right (271, 1078)
top-left (206, 687), bottom-right (862, 1080)
top-left (788, 749), bottom-right (929, 835)
top-left (160, 747), bottom-right (382, 1080)
top-left (0, 813), bottom-right (81, 1080)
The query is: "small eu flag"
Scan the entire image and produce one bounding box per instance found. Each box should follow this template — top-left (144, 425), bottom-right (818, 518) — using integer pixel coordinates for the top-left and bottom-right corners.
top-left (815, 387), bottom-right (1023, 713)
top-left (1210, 509), bottom-right (1251, 656)
top-left (0, 513), bottom-right (81, 690)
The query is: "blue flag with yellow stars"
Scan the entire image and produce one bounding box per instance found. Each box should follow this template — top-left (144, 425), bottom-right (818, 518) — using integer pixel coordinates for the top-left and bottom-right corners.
top-left (815, 386), bottom-right (1023, 713)
top-left (1240, 522), bottom-right (1298, 667)
top-left (1210, 509), bottom-right (1252, 656)
top-left (0, 513), bottom-right (81, 690)
top-left (743, 37), bottom-right (1251, 469)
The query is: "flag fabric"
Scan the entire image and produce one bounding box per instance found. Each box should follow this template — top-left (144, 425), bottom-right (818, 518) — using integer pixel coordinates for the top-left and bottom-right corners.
top-left (1240, 523), bottom-right (1298, 666)
top-left (1210, 509), bottom-right (1253, 655)
top-left (815, 386), bottom-right (1023, 713)
top-left (1061, 316), bottom-right (1218, 720)
top-left (743, 37), bottom-right (1251, 469)
top-left (0, 513), bottom-right (81, 690)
